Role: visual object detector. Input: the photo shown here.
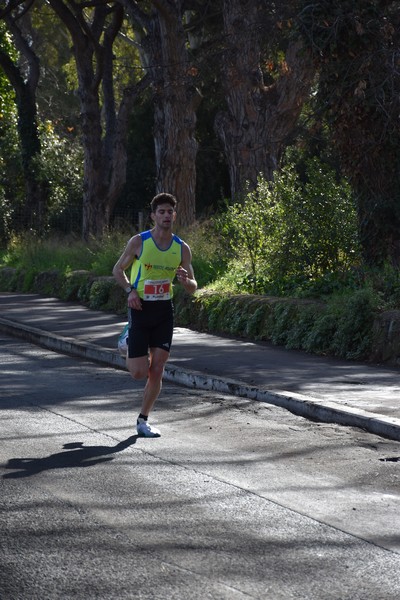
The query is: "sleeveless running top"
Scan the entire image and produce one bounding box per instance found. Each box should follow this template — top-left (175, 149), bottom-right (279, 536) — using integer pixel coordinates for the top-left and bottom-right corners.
top-left (130, 230), bottom-right (183, 300)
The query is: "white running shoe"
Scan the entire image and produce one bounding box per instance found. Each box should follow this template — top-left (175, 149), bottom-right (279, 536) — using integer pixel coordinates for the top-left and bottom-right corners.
top-left (137, 420), bottom-right (161, 438)
top-left (117, 323), bottom-right (129, 356)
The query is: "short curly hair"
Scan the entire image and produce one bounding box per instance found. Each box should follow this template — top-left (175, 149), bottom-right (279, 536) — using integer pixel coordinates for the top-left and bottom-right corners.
top-left (150, 193), bottom-right (177, 212)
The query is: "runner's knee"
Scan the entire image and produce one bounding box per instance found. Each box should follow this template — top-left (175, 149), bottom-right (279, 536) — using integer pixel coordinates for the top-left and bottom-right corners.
top-left (148, 360), bottom-right (165, 382)
top-left (127, 358), bottom-right (148, 380)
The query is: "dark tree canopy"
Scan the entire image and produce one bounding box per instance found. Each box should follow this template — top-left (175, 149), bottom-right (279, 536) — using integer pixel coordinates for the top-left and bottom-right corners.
top-left (1, 0), bottom-right (400, 269)
top-left (299, 0), bottom-right (400, 266)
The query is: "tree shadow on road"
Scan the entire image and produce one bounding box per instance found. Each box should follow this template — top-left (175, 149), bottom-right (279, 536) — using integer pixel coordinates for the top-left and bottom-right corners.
top-left (2, 436), bottom-right (138, 479)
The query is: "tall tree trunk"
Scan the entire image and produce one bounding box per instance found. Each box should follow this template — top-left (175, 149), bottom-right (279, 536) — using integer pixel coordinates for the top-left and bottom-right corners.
top-left (152, 2), bottom-right (200, 227)
top-left (215, 0), bottom-right (315, 201)
top-left (78, 62), bottom-right (105, 241)
top-left (48, 0), bottom-right (149, 240)
top-left (124, 0), bottom-right (200, 227)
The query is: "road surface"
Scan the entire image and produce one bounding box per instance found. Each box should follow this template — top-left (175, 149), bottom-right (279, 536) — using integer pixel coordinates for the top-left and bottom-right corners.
top-left (1, 333), bottom-right (400, 599)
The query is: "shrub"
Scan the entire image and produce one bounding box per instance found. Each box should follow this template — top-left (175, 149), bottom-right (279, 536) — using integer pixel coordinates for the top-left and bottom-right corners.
top-left (215, 158), bottom-right (360, 297)
top-left (328, 288), bottom-right (380, 359)
top-left (0, 267), bottom-right (20, 291)
top-left (246, 304), bottom-right (271, 339)
top-left (32, 270), bottom-right (64, 296)
top-left (88, 278), bottom-right (116, 311)
top-left (215, 178), bottom-right (283, 293)
top-left (60, 270), bottom-right (94, 301)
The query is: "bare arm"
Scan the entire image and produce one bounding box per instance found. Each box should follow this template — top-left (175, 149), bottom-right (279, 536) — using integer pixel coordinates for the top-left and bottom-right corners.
top-left (176, 242), bottom-right (197, 295)
top-left (112, 234), bottom-right (141, 287)
top-left (113, 234), bottom-right (143, 309)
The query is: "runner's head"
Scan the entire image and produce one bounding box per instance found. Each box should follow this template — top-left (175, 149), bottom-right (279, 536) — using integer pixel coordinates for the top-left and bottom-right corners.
top-left (150, 193), bottom-right (177, 213)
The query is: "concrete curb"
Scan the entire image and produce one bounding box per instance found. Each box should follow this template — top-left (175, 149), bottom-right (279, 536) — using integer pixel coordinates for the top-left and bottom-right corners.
top-left (0, 317), bottom-right (126, 370)
top-left (1, 316), bottom-right (400, 442)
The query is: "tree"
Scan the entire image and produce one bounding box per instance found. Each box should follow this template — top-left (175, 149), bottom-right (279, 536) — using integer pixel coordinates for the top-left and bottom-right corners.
top-left (214, 0), bottom-right (315, 201)
top-left (46, 0), bottom-right (149, 239)
top-left (0, 27), bottom-right (20, 242)
top-left (122, 0), bottom-right (202, 227)
top-left (299, 0), bottom-right (400, 267)
top-left (29, 6), bottom-right (81, 133)
top-left (0, 3), bottom-right (49, 234)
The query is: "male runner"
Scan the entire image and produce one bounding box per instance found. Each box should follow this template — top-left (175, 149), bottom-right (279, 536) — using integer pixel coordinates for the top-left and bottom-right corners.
top-left (112, 193), bottom-right (197, 437)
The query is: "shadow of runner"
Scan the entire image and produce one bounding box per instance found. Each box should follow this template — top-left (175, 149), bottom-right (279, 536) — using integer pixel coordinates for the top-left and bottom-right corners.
top-left (2, 436), bottom-right (138, 479)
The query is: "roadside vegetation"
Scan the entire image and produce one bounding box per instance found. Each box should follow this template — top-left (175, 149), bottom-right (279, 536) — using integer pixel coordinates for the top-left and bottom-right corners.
top-left (1, 2), bottom-right (400, 364)
top-left (1, 156), bottom-right (400, 362)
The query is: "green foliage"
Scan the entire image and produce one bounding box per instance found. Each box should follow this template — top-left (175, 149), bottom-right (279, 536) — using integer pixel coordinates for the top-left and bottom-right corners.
top-left (215, 177), bottom-right (282, 293)
top-left (264, 287), bottom-right (380, 359)
top-left (0, 26), bottom-right (23, 245)
top-left (2, 234), bottom-right (93, 274)
top-left (32, 269), bottom-right (64, 296)
top-left (89, 232), bottom-right (129, 276)
top-left (179, 220), bottom-right (228, 289)
top-left (30, 3), bottom-right (80, 128)
top-left (0, 266), bottom-right (23, 292)
top-left (34, 121), bottom-right (83, 233)
top-left (245, 304), bottom-right (271, 339)
top-left (1, 228), bottom-right (396, 363)
top-left (1, 232), bottom-right (133, 280)
top-left (179, 287), bottom-right (381, 361)
top-left (292, 158), bottom-right (359, 273)
top-left (215, 158), bottom-right (360, 296)
top-left (60, 270), bottom-right (93, 302)
top-left (0, 24), bottom-right (83, 241)
top-left (0, 225), bottom-right (222, 294)
top-left (271, 302), bottom-right (324, 350)
top-left (299, 1), bottom-right (400, 267)
top-left (304, 288), bottom-right (380, 359)
top-left (361, 263), bottom-right (400, 310)
top-left (88, 279), bottom-right (115, 311)
top-left (0, 119), bottom-right (21, 244)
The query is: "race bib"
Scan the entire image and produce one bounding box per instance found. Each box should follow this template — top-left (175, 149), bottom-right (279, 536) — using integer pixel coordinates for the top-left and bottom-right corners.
top-left (143, 279), bottom-right (171, 301)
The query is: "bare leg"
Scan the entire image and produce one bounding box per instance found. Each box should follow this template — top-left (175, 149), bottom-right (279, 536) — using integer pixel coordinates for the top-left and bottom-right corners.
top-left (126, 355), bottom-right (149, 381)
top-left (141, 347), bottom-right (169, 415)
top-left (126, 347), bottom-right (169, 416)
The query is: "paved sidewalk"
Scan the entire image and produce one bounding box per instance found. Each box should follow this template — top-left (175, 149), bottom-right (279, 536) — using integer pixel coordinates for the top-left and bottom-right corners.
top-left (1, 292), bottom-right (400, 440)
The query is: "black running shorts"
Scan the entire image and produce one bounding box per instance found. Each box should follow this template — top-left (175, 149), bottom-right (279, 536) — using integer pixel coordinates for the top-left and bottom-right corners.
top-left (128, 300), bottom-right (174, 358)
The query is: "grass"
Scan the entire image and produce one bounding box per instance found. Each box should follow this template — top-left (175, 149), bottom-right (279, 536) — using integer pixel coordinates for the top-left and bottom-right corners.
top-left (1, 229), bottom-right (400, 312)
top-left (1, 229), bottom-right (399, 362)
top-left (1, 232), bottom-right (127, 277)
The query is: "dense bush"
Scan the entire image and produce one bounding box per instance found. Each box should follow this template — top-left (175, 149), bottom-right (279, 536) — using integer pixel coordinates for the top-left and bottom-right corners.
top-left (215, 158), bottom-right (360, 296)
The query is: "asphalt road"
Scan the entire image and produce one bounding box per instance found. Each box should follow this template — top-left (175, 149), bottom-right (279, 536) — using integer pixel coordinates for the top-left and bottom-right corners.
top-left (1, 333), bottom-right (400, 599)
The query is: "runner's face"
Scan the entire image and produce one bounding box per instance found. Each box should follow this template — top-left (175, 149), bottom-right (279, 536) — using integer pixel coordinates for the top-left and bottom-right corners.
top-left (152, 204), bottom-right (176, 229)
